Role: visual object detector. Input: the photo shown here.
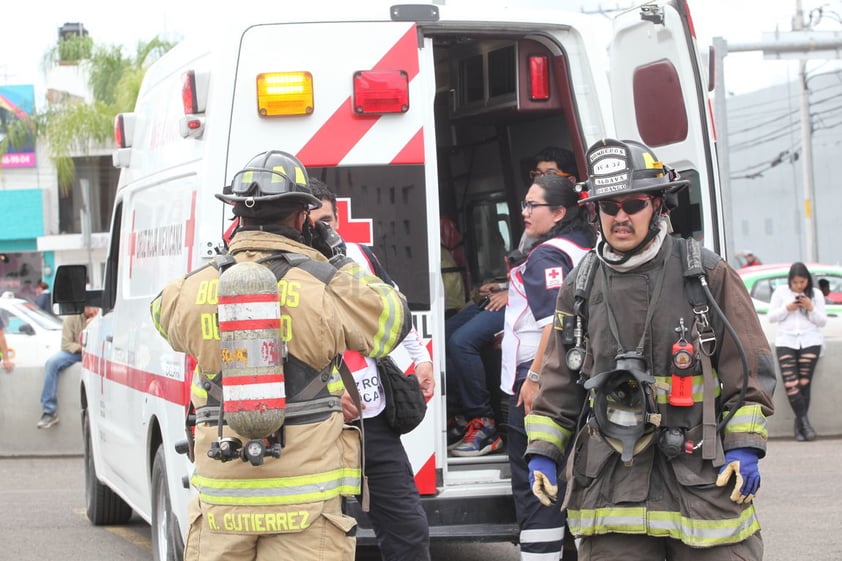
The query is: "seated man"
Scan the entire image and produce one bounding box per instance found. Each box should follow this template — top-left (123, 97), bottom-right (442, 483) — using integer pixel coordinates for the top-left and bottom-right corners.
top-left (38, 306), bottom-right (97, 429)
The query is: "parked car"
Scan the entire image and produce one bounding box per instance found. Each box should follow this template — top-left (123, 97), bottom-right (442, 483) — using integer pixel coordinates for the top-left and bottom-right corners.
top-left (738, 263), bottom-right (842, 315)
top-left (0, 292), bottom-right (64, 367)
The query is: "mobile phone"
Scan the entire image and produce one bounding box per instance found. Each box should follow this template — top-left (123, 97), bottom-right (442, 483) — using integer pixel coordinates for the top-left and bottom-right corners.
top-left (477, 295), bottom-right (491, 308)
top-left (795, 294), bottom-right (803, 301)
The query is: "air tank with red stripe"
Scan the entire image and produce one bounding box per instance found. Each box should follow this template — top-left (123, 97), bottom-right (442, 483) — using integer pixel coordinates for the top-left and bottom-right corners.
top-left (217, 261), bottom-right (285, 439)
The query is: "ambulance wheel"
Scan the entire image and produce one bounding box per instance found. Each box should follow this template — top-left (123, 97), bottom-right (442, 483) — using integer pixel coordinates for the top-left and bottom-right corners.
top-left (84, 409), bottom-right (133, 525)
top-left (151, 444), bottom-right (183, 561)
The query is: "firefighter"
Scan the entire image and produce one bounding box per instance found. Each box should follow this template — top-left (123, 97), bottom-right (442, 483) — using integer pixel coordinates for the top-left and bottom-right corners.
top-left (524, 138), bottom-right (776, 560)
top-left (151, 150), bottom-right (411, 561)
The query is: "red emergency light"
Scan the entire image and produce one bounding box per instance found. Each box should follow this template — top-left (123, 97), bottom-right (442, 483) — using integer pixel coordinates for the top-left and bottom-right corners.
top-left (114, 114), bottom-right (127, 148)
top-left (353, 70), bottom-right (410, 115)
top-left (528, 56), bottom-right (550, 101)
top-left (182, 70), bottom-right (199, 114)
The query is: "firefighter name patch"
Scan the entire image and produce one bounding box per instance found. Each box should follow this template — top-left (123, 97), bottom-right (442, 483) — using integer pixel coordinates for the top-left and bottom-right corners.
top-left (544, 267), bottom-right (564, 289)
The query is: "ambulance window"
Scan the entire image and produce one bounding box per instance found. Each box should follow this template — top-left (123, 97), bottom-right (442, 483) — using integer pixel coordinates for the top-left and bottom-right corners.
top-left (466, 198), bottom-right (512, 283)
top-left (633, 60), bottom-right (688, 147)
top-left (309, 165), bottom-right (430, 309)
top-left (458, 55), bottom-right (484, 105)
top-left (668, 169), bottom-right (703, 242)
top-left (100, 202), bottom-right (122, 314)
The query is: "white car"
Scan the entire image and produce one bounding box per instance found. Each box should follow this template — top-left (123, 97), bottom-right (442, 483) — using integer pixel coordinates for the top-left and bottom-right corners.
top-left (0, 292), bottom-right (64, 368)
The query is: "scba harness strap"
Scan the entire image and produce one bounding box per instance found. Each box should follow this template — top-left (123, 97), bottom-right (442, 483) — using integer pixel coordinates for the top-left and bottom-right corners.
top-left (571, 237), bottom-right (721, 462)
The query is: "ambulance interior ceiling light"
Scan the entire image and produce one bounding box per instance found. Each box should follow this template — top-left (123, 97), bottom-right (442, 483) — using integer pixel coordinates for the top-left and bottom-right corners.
top-left (353, 70), bottom-right (409, 115)
top-left (528, 56), bottom-right (550, 101)
top-left (257, 72), bottom-right (314, 116)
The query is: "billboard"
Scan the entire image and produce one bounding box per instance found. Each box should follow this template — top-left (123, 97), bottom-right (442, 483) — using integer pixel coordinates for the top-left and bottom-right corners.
top-left (0, 84), bottom-right (36, 168)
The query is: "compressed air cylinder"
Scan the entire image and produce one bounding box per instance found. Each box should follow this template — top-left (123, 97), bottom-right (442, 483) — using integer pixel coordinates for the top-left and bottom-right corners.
top-left (217, 261), bottom-right (286, 439)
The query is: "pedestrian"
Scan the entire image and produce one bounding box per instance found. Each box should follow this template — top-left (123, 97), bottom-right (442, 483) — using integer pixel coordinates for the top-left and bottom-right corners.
top-left (818, 278), bottom-right (830, 298)
top-left (0, 314), bottom-right (14, 373)
top-left (309, 178), bottom-right (433, 561)
top-left (504, 170), bottom-right (595, 560)
top-left (740, 250), bottom-right (762, 268)
top-left (525, 138), bottom-right (776, 560)
top-left (37, 306), bottom-right (97, 428)
top-left (447, 146), bottom-right (579, 457)
top-left (150, 151), bottom-right (411, 561)
top-left (767, 262), bottom-right (826, 441)
top-left (34, 281), bottom-right (53, 314)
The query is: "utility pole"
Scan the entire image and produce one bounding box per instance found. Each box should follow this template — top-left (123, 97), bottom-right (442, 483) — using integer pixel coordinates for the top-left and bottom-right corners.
top-left (794, 0), bottom-right (819, 262)
top-left (713, 14), bottom-right (842, 263)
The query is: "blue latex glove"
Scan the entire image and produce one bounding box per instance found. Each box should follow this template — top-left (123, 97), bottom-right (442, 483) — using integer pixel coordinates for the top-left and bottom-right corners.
top-left (528, 455), bottom-right (558, 506)
top-left (716, 448), bottom-right (760, 504)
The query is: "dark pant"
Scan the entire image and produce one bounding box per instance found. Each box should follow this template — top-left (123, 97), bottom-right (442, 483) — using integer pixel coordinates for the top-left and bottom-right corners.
top-left (445, 303), bottom-right (504, 419)
top-left (508, 370), bottom-right (568, 559)
top-left (362, 413), bottom-right (430, 561)
top-left (775, 345), bottom-right (821, 416)
top-left (578, 532), bottom-right (763, 561)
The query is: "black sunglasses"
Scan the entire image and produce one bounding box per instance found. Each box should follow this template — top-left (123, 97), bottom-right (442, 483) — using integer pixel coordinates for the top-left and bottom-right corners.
top-left (597, 196), bottom-right (652, 216)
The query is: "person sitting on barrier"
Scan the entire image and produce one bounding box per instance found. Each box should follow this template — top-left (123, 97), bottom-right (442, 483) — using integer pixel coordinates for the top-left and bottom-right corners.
top-left (37, 306), bottom-right (97, 428)
top-left (0, 314), bottom-right (15, 373)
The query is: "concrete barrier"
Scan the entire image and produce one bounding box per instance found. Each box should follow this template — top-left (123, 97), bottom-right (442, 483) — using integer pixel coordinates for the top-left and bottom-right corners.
top-left (759, 314), bottom-right (842, 439)
top-left (0, 363), bottom-right (83, 456)
top-left (0, 320), bottom-right (838, 456)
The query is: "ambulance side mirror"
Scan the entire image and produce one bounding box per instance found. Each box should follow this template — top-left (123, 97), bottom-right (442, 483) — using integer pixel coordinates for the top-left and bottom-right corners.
top-left (53, 265), bottom-right (102, 315)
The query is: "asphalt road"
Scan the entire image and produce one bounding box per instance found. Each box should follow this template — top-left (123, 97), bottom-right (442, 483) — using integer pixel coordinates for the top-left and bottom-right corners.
top-left (2, 437), bottom-right (839, 560)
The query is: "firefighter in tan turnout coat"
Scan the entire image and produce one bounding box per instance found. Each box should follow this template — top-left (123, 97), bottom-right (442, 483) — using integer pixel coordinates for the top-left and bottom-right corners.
top-left (151, 150), bottom-right (411, 561)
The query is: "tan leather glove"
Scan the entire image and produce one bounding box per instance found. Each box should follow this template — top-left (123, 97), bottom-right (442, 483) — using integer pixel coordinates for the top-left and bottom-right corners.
top-left (528, 456), bottom-right (558, 507)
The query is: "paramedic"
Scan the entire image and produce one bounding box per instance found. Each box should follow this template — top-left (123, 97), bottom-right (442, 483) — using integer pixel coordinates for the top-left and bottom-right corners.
top-left (151, 151), bottom-right (411, 561)
top-left (447, 146), bottom-right (579, 456)
top-left (504, 171), bottom-right (594, 560)
top-left (310, 178), bottom-right (432, 561)
top-left (525, 138), bottom-right (776, 560)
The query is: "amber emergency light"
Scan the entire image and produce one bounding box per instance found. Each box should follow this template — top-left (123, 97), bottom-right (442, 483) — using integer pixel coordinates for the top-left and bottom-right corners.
top-left (257, 72), bottom-right (314, 116)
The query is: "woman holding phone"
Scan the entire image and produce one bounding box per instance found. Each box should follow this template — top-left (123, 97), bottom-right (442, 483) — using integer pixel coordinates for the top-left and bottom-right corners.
top-left (768, 262), bottom-right (827, 441)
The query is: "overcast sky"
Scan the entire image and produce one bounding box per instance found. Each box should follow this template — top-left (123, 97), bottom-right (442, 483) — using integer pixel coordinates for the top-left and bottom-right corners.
top-left (2, 0), bottom-right (840, 102)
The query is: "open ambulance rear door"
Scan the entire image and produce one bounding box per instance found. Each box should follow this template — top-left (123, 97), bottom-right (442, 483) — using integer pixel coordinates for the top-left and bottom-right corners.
top-left (608, 0), bottom-right (723, 253)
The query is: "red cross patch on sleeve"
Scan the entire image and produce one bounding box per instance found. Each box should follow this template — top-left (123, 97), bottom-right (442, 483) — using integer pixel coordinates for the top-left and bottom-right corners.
top-left (544, 266), bottom-right (564, 289)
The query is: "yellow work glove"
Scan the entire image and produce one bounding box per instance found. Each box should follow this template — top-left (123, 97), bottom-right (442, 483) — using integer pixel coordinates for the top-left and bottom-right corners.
top-left (528, 456), bottom-right (558, 507)
top-left (715, 448), bottom-right (760, 504)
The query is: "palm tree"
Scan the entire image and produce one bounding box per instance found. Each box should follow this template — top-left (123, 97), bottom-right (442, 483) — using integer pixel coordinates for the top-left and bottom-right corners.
top-left (0, 34), bottom-right (175, 194)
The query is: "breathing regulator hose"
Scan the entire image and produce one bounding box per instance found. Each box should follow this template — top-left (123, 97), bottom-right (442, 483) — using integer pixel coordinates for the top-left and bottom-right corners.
top-left (699, 276), bottom-right (749, 432)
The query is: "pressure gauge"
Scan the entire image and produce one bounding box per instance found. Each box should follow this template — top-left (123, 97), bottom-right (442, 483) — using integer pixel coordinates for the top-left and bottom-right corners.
top-left (566, 347), bottom-right (586, 371)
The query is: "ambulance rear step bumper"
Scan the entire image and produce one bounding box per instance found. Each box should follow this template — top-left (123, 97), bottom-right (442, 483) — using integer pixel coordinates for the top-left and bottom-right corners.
top-left (345, 494), bottom-right (519, 545)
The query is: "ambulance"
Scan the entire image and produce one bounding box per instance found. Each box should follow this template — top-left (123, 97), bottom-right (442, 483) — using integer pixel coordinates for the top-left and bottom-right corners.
top-left (53, 2), bottom-right (724, 560)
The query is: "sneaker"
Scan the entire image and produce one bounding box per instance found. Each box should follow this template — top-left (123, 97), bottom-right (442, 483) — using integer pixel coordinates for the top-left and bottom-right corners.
top-left (450, 417), bottom-right (503, 457)
top-left (447, 415), bottom-right (468, 450)
top-left (37, 413), bottom-right (59, 429)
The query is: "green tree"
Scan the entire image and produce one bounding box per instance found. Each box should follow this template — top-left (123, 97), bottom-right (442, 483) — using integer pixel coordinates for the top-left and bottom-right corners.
top-left (0, 34), bottom-right (175, 194)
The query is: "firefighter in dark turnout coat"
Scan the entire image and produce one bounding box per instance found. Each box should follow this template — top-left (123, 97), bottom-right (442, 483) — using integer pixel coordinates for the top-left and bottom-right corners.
top-left (524, 139), bottom-right (775, 561)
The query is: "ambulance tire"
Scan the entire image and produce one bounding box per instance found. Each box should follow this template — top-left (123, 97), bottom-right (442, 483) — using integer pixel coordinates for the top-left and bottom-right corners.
top-left (83, 409), bottom-right (133, 525)
top-left (151, 444), bottom-right (184, 561)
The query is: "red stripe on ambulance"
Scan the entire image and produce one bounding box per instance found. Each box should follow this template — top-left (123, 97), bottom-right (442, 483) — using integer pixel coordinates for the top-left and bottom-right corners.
top-left (296, 24), bottom-right (419, 167)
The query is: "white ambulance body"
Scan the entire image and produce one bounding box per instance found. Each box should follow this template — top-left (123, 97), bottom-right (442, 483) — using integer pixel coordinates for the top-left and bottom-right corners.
top-left (57, 2), bottom-right (723, 560)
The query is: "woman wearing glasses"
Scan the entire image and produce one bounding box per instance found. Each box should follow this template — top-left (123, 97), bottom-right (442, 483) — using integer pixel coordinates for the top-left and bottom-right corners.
top-left (502, 172), bottom-right (595, 560)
